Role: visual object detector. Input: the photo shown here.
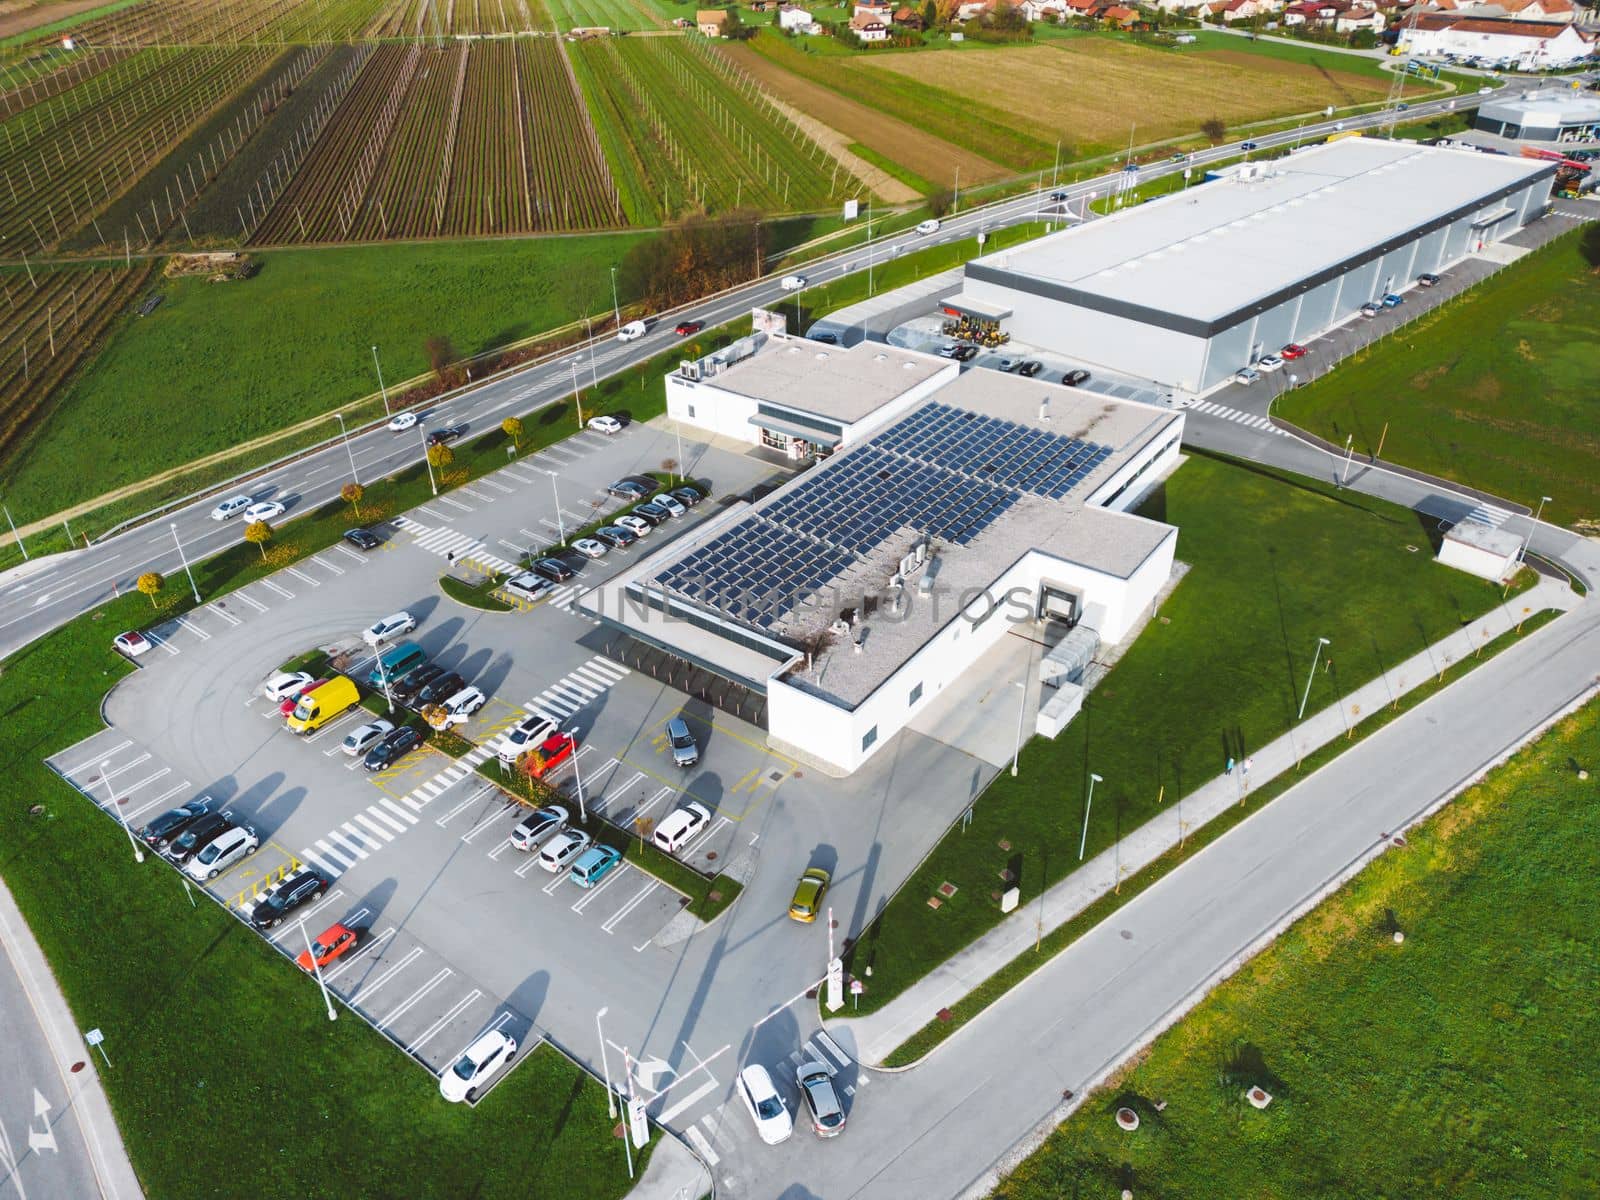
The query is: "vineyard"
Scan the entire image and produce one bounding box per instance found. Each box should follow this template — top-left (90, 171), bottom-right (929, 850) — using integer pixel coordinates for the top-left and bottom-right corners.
top-left (541, 0), bottom-right (661, 32)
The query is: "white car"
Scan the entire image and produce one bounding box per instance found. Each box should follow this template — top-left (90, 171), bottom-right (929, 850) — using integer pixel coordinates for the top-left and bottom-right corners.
top-left (1255, 354), bottom-right (1284, 373)
top-left (538, 829), bottom-right (593, 873)
top-left (439, 686), bottom-right (487, 720)
top-left (652, 801), bottom-right (712, 855)
top-left (184, 824), bottom-right (258, 882)
top-left (439, 1030), bottom-right (517, 1103)
top-left (494, 713), bottom-right (558, 764)
top-left (587, 414), bottom-right (623, 435)
top-left (243, 500), bottom-right (285, 523)
top-left (342, 719), bottom-right (395, 757)
top-left (503, 572), bottom-right (551, 602)
top-left (363, 611), bottom-right (417, 646)
top-left (615, 515), bottom-right (652, 538)
top-left (1233, 367), bottom-right (1261, 386)
top-left (616, 321), bottom-right (647, 342)
top-left (780, 275), bottom-right (807, 291)
top-left (916, 219), bottom-right (940, 234)
top-left (210, 495), bottom-right (252, 521)
top-left (654, 494), bottom-right (686, 518)
top-left (388, 412), bottom-right (419, 432)
top-left (738, 1064), bottom-right (793, 1146)
top-left (113, 631), bottom-right (152, 658)
top-left (263, 671), bottom-right (313, 703)
top-left (571, 538), bottom-right (607, 559)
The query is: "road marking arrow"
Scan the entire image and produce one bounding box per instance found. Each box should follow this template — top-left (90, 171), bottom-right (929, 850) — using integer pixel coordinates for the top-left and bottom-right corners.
top-left (28, 1088), bottom-right (57, 1154)
top-left (632, 1055), bottom-right (671, 1088)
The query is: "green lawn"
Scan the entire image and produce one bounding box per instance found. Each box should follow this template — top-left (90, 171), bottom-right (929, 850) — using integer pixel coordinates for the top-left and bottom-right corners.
top-left (994, 699), bottom-right (1600, 1199)
top-left (1276, 228), bottom-right (1600, 528)
top-left (843, 450), bottom-right (1532, 1012)
top-left (0, 233), bottom-right (649, 524)
top-left (0, 590), bottom-right (650, 1198)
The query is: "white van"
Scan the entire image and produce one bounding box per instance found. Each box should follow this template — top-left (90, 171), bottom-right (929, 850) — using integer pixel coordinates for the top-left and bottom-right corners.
top-left (617, 320), bottom-right (647, 342)
top-left (916, 219), bottom-right (940, 235)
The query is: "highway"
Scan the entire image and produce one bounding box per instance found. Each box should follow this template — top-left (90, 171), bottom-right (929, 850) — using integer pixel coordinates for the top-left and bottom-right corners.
top-left (0, 86), bottom-right (1481, 661)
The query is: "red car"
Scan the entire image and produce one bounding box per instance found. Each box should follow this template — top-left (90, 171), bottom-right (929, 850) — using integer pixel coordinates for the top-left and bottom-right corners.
top-left (1280, 343), bottom-right (1308, 361)
top-left (278, 678), bottom-right (327, 717)
top-left (522, 732), bottom-right (578, 779)
top-left (674, 320), bottom-right (704, 337)
top-left (296, 923), bottom-right (358, 971)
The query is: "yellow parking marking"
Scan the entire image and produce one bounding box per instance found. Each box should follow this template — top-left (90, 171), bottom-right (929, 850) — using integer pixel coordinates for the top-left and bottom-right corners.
top-left (728, 766), bottom-right (764, 796)
top-left (368, 745), bottom-right (450, 797)
top-left (228, 848), bottom-right (302, 909)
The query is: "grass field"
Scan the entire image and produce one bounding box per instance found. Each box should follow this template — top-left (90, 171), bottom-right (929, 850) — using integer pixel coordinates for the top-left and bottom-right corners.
top-left (0, 233), bottom-right (648, 524)
top-left (843, 450), bottom-right (1533, 1013)
top-left (994, 698), bottom-right (1600, 1199)
top-left (1277, 228), bottom-right (1600, 528)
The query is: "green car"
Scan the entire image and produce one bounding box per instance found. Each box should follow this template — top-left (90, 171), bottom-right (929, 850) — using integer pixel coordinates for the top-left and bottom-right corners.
top-left (788, 867), bottom-right (830, 924)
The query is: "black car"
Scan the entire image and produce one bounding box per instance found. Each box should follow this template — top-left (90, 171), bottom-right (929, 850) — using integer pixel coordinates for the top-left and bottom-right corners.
top-left (391, 662), bottom-right (443, 704)
top-left (607, 479), bottom-right (652, 500)
top-left (138, 800), bottom-right (211, 850)
top-left (631, 503), bottom-right (670, 526)
top-left (669, 487), bottom-right (702, 508)
top-left (426, 425), bottom-right (466, 447)
top-left (416, 671), bottom-right (466, 708)
top-left (364, 726), bottom-right (423, 771)
top-left (593, 525), bottom-right (636, 549)
top-left (951, 344), bottom-right (978, 363)
top-left (1239, 141), bottom-right (1258, 151)
top-left (248, 867), bottom-right (328, 930)
top-left (1062, 369), bottom-right (1091, 387)
top-left (532, 557), bottom-right (577, 583)
top-left (1049, 190), bottom-right (1069, 202)
top-left (1017, 361), bottom-right (1043, 378)
top-left (163, 812), bottom-right (235, 865)
top-left (343, 527), bottom-right (382, 551)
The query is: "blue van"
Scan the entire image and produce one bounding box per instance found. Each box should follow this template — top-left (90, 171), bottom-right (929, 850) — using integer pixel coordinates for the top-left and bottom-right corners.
top-left (368, 641), bottom-right (425, 689)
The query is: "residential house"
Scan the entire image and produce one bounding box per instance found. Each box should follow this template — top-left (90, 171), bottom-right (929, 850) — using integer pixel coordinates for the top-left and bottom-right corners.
top-left (892, 4), bottom-right (926, 26)
top-left (1101, 3), bottom-right (1139, 21)
top-left (1209, 0), bottom-right (1265, 19)
top-left (850, 9), bottom-right (892, 37)
top-left (777, 2), bottom-right (817, 29)
top-left (1335, 3), bottom-right (1386, 29)
top-left (1500, 0), bottom-right (1576, 21)
top-left (1018, 0), bottom-right (1067, 16)
top-left (696, 8), bottom-right (731, 34)
top-left (957, 0), bottom-right (997, 16)
top-left (853, 0), bottom-right (894, 15)
top-left (1062, 0), bottom-right (1099, 15)
top-left (1405, 12), bottom-right (1594, 63)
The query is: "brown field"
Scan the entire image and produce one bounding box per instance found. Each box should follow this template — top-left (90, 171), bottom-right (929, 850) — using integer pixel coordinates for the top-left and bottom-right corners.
top-left (722, 41), bottom-right (1011, 187)
top-left (0, 0), bottom-right (105, 38)
top-left (861, 40), bottom-right (1395, 153)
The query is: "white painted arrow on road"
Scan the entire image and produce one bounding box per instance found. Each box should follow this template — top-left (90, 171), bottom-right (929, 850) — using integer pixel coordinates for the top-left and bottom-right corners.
top-left (28, 1088), bottom-right (57, 1154)
top-left (632, 1055), bottom-right (671, 1089)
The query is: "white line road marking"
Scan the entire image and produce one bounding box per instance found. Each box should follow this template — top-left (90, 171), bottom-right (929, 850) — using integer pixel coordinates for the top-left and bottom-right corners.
top-left (327, 829), bottom-right (369, 861)
top-left (354, 812), bottom-right (396, 843)
top-left (175, 615), bottom-right (210, 641)
top-left (124, 779), bottom-right (191, 822)
top-left (377, 968), bottom-right (453, 1031)
top-left (377, 797), bottom-right (419, 826)
top-left (657, 1078), bottom-right (721, 1126)
top-left (349, 946), bottom-right (423, 1005)
top-left (513, 854), bottom-right (544, 878)
top-left (206, 603), bottom-right (241, 626)
top-left (313, 554), bottom-right (345, 575)
top-left (438, 496), bottom-right (473, 513)
top-left (487, 838), bottom-right (513, 860)
top-left (313, 839), bottom-right (354, 869)
top-left (405, 989), bottom-right (483, 1055)
top-left (435, 787), bottom-right (487, 828)
top-left (62, 740), bottom-right (132, 777)
top-left (234, 590), bottom-right (268, 612)
top-left (269, 889), bottom-right (345, 942)
top-left (478, 478), bottom-right (516, 495)
top-left (333, 544), bottom-right (366, 563)
top-left (634, 938), bottom-right (653, 953)
top-left (459, 806), bottom-right (510, 845)
top-left (684, 1125), bottom-right (719, 1166)
top-left (342, 820), bottom-right (384, 851)
top-left (442, 1010), bottom-right (514, 1075)
top-left (111, 766), bottom-right (171, 800)
top-left (601, 879), bottom-right (659, 934)
top-left (324, 926), bottom-right (396, 984)
top-left (571, 864), bottom-right (629, 913)
top-left (93, 754), bottom-right (152, 792)
top-left (460, 486), bottom-right (494, 502)
top-left (145, 631), bottom-right (179, 656)
top-left (260, 579), bottom-right (294, 599)
top-left (540, 871), bottom-right (565, 895)
top-left (285, 566), bottom-right (320, 587)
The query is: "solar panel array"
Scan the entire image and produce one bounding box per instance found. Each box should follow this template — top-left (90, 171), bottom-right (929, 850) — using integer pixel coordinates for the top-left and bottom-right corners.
top-left (654, 401), bottom-right (1112, 631)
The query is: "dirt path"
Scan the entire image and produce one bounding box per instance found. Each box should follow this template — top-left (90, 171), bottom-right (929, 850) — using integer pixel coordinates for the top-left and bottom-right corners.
top-left (749, 83), bottom-right (919, 204)
top-left (722, 42), bottom-right (1009, 190)
top-left (0, 0), bottom-right (105, 39)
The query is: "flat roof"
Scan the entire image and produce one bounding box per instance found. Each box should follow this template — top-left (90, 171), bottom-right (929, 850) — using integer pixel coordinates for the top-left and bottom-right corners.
top-left (676, 333), bottom-right (952, 426)
top-left (1480, 90), bottom-right (1600, 125)
top-left (629, 368), bottom-right (1181, 708)
top-left (1445, 518), bottom-right (1522, 557)
top-left (964, 138), bottom-right (1552, 336)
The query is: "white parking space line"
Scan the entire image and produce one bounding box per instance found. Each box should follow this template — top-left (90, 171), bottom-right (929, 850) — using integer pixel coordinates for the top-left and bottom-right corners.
top-left (306, 710), bottom-right (365, 745)
top-left (285, 566), bottom-right (320, 587)
top-left (513, 853), bottom-right (544, 878)
top-left (571, 864), bottom-right (629, 914)
top-left (175, 616), bottom-right (210, 641)
top-left (313, 554), bottom-right (345, 575)
top-left (377, 968), bottom-right (453, 1031)
top-left (518, 527), bottom-right (544, 543)
top-left (62, 740), bottom-right (132, 778)
top-left (333, 544), bottom-right (367, 563)
top-left (260, 579), bottom-right (294, 600)
top-left (405, 989), bottom-right (483, 1055)
top-left (376, 797), bottom-right (419, 826)
top-left (112, 767), bottom-right (171, 801)
top-left (207, 603), bottom-right (242, 626)
top-left (354, 812), bottom-right (397, 843)
top-left (540, 871), bottom-right (566, 896)
top-left (325, 926), bottom-right (397, 984)
top-left (459, 486), bottom-right (494, 503)
top-left (658, 1078), bottom-right (721, 1127)
top-left (458, 805), bottom-right (509, 845)
top-left (349, 946), bottom-right (424, 1006)
top-left (486, 838), bottom-right (513, 860)
top-left (501, 467), bottom-right (538, 485)
top-left (538, 517), bottom-right (562, 535)
top-left (438, 496), bottom-right (474, 513)
top-left (477, 478), bottom-right (516, 495)
top-left (145, 631), bottom-right (180, 656)
top-left (684, 1126), bottom-right (719, 1167)
top-left (124, 779), bottom-right (191, 822)
top-left (601, 879), bottom-right (658, 934)
top-left (94, 754), bottom-right (152, 791)
top-left (234, 589), bottom-right (268, 613)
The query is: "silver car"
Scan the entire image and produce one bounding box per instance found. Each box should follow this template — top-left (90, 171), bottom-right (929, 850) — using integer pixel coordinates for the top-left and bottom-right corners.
top-left (342, 719), bottom-right (394, 757)
top-left (666, 717), bottom-right (699, 768)
top-left (797, 1060), bottom-right (845, 1138)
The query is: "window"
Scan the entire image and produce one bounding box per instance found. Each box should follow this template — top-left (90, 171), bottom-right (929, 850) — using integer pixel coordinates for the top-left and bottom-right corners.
top-left (909, 682), bottom-right (923, 707)
top-left (757, 403), bottom-right (843, 439)
top-left (686, 404), bottom-right (696, 419)
top-left (761, 427), bottom-right (789, 452)
top-left (861, 725), bottom-right (878, 752)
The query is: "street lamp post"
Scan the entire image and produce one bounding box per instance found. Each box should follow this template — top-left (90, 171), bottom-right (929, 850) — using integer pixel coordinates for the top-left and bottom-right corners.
top-left (332, 412), bottom-right (361, 488)
top-left (1517, 494), bottom-right (1552, 568)
top-left (596, 1006), bottom-right (617, 1119)
top-left (1078, 773), bottom-right (1103, 861)
top-left (1339, 433), bottom-right (1355, 485)
top-left (103, 759), bottom-right (144, 863)
top-left (674, 422), bottom-right (686, 485)
top-left (1298, 636), bottom-right (1331, 720)
top-left (585, 314), bottom-right (599, 389)
top-left (419, 425), bottom-right (437, 496)
top-left (169, 522), bottom-right (200, 603)
top-left (371, 345), bottom-right (390, 415)
top-left (547, 471), bottom-right (566, 545)
top-left (301, 922), bottom-right (338, 1022)
top-left (570, 733), bottom-right (588, 822)
top-left (619, 1046), bottom-right (636, 1179)
top-left (2, 503), bottom-right (27, 561)
top-left (609, 266), bottom-right (620, 329)
top-left (953, 165), bottom-right (961, 215)
top-left (571, 361), bottom-right (584, 427)
top-left (1010, 678), bottom-right (1027, 777)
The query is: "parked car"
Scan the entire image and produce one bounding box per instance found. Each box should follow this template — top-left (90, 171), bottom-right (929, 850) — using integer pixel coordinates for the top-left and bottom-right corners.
top-left (936, 343), bottom-right (961, 359)
top-left (1232, 367), bottom-right (1261, 386)
top-left (286, 674), bottom-right (360, 735)
top-left (263, 671), bottom-right (312, 703)
top-left (669, 487), bottom-right (702, 509)
top-left (951, 344), bottom-right (978, 362)
top-left (391, 663), bottom-right (444, 705)
top-left (1280, 343), bottom-right (1308, 361)
top-left (797, 1060), bottom-right (846, 1138)
top-left (184, 823), bottom-right (258, 882)
top-left (997, 358), bottom-right (1023, 373)
top-left (654, 494), bottom-right (687, 518)
top-left (387, 412), bottom-right (419, 432)
top-left (1381, 292), bottom-right (1403, 308)
top-left (363, 726), bottom-right (423, 770)
top-left (210, 494), bottom-right (251, 521)
top-left (666, 717), bottom-right (700, 768)
top-left (1360, 301), bottom-right (1382, 318)
top-left (532, 557), bottom-right (577, 583)
top-left (653, 801), bottom-right (712, 855)
top-left (788, 867), bottom-right (830, 923)
top-left (494, 713), bottom-right (558, 764)
top-left (343, 527), bottom-right (382, 551)
top-left (1061, 369), bottom-right (1091, 386)
top-left (436, 686), bottom-right (487, 721)
top-left (523, 732), bottom-right (578, 779)
top-left (248, 867), bottom-right (327, 930)
top-left (738, 1064), bottom-right (793, 1145)
top-left (1417, 273), bottom-right (1441, 288)
top-left (415, 672), bottom-right (466, 708)
top-left (504, 572), bottom-right (552, 602)
top-left (363, 611), bottom-right (417, 646)
top-left (296, 922), bottom-right (358, 971)
top-left (571, 537), bottom-right (608, 559)
top-left (277, 678), bottom-right (326, 717)
top-left (342, 718), bottom-right (395, 757)
top-left (1255, 354), bottom-right (1284, 373)
top-left (138, 799), bottom-right (210, 851)
top-left (538, 829), bottom-right (593, 874)
top-left (675, 320), bottom-right (704, 337)
top-left (569, 844), bottom-right (624, 889)
top-left (616, 320), bottom-right (647, 342)
top-left (587, 415), bottom-right (623, 435)
top-left (439, 1030), bottom-right (517, 1103)
top-left (916, 218), bottom-right (940, 234)
top-left (243, 500), bottom-right (285, 523)
top-left (368, 642), bottom-right (425, 690)
top-left (162, 812), bottom-right (234, 865)
top-left (631, 503), bottom-right (671, 526)
top-left (593, 525), bottom-right (637, 548)
top-left (606, 478), bottom-right (652, 500)
top-left (779, 274), bottom-right (807, 291)
top-left (113, 630), bottom-right (152, 658)
top-left (426, 425), bottom-right (466, 446)
top-left (509, 805), bottom-right (569, 851)
top-left (615, 515), bottom-right (653, 538)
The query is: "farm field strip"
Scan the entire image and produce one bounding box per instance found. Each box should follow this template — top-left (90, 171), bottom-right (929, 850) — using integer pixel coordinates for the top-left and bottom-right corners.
top-left (565, 35), bottom-right (660, 224)
top-left (445, 39), bottom-right (524, 235)
top-left (357, 41), bottom-right (451, 239)
top-left (543, 0), bottom-right (656, 30)
top-left (0, 46), bottom-right (134, 119)
top-left (521, 37), bottom-right (619, 229)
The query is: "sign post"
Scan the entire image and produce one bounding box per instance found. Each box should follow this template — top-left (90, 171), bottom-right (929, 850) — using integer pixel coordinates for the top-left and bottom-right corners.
top-left (850, 978), bottom-right (865, 1010)
top-left (84, 1028), bottom-right (110, 1068)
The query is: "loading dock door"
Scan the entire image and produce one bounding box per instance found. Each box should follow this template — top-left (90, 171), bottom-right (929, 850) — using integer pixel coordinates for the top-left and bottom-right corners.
top-left (1040, 586), bottom-right (1080, 626)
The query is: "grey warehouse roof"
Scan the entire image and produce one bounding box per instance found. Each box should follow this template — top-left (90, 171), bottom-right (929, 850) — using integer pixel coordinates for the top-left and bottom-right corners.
top-left (965, 138), bottom-right (1552, 335)
top-left (1479, 90), bottom-right (1600, 128)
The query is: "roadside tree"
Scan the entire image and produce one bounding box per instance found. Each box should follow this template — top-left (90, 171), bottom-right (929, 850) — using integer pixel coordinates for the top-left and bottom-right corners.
top-left (341, 482), bottom-right (364, 519)
top-left (244, 520), bottom-right (273, 560)
top-left (136, 572), bottom-right (164, 607)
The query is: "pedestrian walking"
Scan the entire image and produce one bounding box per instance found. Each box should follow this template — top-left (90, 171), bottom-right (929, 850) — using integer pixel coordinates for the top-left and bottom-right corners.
top-left (1225, 756), bottom-right (1235, 776)
top-left (1243, 756), bottom-right (1253, 777)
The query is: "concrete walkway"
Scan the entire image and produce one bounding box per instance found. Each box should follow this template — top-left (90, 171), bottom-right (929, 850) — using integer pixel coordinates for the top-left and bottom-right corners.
top-left (828, 573), bottom-right (1579, 1066)
top-left (631, 1130), bottom-right (711, 1200)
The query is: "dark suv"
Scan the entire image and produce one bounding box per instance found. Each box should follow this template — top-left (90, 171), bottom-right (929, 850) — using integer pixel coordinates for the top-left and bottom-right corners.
top-left (364, 726), bottom-right (423, 771)
top-left (248, 868), bottom-right (328, 930)
top-left (392, 663), bottom-right (444, 705)
top-left (138, 800), bottom-right (211, 851)
top-left (416, 672), bottom-right (465, 708)
top-left (532, 557), bottom-right (576, 583)
top-left (163, 811), bottom-right (235, 865)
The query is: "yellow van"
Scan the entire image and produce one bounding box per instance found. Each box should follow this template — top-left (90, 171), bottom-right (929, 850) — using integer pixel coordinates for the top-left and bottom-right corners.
top-left (286, 675), bottom-right (361, 735)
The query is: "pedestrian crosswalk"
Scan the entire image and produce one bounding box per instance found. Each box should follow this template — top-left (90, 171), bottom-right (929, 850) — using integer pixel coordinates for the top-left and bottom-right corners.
top-left (524, 656), bottom-right (628, 722)
top-left (1462, 501), bottom-right (1514, 529)
top-left (1186, 399), bottom-right (1286, 434)
top-left (393, 515), bottom-right (520, 575)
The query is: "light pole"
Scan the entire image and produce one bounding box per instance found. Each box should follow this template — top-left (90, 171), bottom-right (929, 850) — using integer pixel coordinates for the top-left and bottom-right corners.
top-left (584, 314), bottom-right (599, 389)
top-left (374, 644), bottom-right (395, 715)
top-left (371, 345), bottom-right (389, 415)
top-left (301, 922), bottom-right (337, 1021)
top-left (596, 1006), bottom-right (617, 1119)
top-left (418, 425), bottom-right (437, 496)
top-left (673, 421), bottom-right (686, 485)
top-left (103, 759), bottom-right (144, 863)
top-left (1339, 433), bottom-right (1355, 485)
top-left (570, 361), bottom-right (584, 427)
top-left (1297, 636), bottom-right (1330, 720)
top-left (169, 522), bottom-right (200, 603)
top-left (1009, 678), bottom-right (1027, 777)
top-left (547, 471), bottom-right (566, 544)
top-left (570, 732), bottom-right (588, 822)
top-left (1078, 773), bottom-right (1103, 861)
top-left (332, 412), bottom-right (361, 488)
top-left (2, 503), bottom-right (27, 561)
top-left (953, 164), bottom-right (961, 215)
top-left (1516, 494), bottom-right (1552, 569)
top-left (609, 266), bottom-right (620, 329)
top-left (619, 1046), bottom-right (636, 1179)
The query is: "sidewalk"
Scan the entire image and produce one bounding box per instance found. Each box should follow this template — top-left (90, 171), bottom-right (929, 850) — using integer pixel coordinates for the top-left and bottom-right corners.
top-left (631, 1129), bottom-right (711, 1200)
top-left (829, 574), bottom-right (1580, 1066)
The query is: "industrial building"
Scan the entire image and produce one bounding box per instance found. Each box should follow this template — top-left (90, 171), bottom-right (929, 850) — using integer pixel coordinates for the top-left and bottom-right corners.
top-left (1473, 89), bottom-right (1600, 145)
top-left (584, 362), bottom-right (1183, 775)
top-left (943, 138), bottom-right (1555, 396)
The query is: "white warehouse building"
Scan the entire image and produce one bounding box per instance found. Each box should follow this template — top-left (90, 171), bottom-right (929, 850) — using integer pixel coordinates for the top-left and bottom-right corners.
top-left (944, 138), bottom-right (1555, 396)
top-left (584, 365), bottom-right (1183, 775)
